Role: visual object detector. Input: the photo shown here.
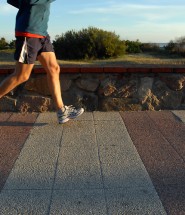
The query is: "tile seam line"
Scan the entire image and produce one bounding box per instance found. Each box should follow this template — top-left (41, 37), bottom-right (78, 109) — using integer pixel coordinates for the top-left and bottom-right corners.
top-left (0, 112), bottom-right (13, 124)
top-left (0, 112), bottom-right (39, 193)
top-left (46, 123), bottom-right (65, 215)
top-left (146, 111), bottom-right (185, 163)
top-left (7, 112), bottom-right (13, 121)
top-left (92, 112), bottom-right (109, 215)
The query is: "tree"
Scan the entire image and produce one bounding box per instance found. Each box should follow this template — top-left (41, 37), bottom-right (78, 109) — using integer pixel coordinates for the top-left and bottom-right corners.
top-left (53, 27), bottom-right (126, 60)
top-left (0, 37), bottom-right (9, 50)
top-left (165, 40), bottom-right (176, 53)
top-left (9, 39), bottom-right (16, 49)
top-left (175, 36), bottom-right (185, 55)
top-left (165, 36), bottom-right (185, 56)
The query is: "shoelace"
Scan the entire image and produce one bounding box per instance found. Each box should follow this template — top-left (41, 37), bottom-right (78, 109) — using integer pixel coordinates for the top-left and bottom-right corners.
top-left (66, 105), bottom-right (77, 113)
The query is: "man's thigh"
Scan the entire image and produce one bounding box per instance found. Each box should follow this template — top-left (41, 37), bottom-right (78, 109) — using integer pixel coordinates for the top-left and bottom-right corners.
top-left (37, 52), bottom-right (59, 73)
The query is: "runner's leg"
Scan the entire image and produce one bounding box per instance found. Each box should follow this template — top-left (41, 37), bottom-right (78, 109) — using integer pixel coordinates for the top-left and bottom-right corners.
top-left (0, 62), bottom-right (34, 98)
top-left (37, 52), bottom-right (65, 111)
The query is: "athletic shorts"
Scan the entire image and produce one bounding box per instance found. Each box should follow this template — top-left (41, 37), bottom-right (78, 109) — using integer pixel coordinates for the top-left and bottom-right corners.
top-left (14, 35), bottom-right (54, 64)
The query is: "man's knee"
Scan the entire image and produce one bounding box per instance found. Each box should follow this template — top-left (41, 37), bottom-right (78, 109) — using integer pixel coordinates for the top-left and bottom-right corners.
top-left (48, 64), bottom-right (60, 76)
top-left (19, 74), bottom-right (30, 83)
top-left (14, 72), bottom-right (30, 84)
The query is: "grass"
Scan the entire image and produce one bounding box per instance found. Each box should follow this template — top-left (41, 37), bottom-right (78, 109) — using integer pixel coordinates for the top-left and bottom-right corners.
top-left (0, 49), bottom-right (185, 67)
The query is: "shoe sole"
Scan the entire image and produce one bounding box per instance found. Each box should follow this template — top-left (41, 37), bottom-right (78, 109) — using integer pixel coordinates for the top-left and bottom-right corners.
top-left (59, 118), bottom-right (70, 124)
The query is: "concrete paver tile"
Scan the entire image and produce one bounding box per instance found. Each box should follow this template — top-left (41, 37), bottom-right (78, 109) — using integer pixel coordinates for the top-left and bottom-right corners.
top-left (93, 111), bottom-right (123, 121)
top-left (54, 146), bottom-right (103, 190)
top-left (120, 111), bottom-right (185, 215)
top-left (172, 110), bottom-right (185, 123)
top-left (73, 112), bottom-right (93, 121)
top-left (49, 189), bottom-right (107, 215)
top-left (156, 184), bottom-right (185, 215)
top-left (0, 113), bottom-right (37, 191)
top-left (0, 112), bottom-right (12, 121)
top-left (121, 111), bottom-right (185, 185)
top-left (3, 113), bottom-right (63, 190)
top-left (61, 121), bottom-right (96, 148)
top-left (99, 145), bottom-right (153, 189)
top-left (147, 111), bottom-right (185, 161)
top-left (94, 120), bottom-right (133, 148)
top-left (54, 120), bottom-right (102, 189)
top-left (0, 189), bottom-right (51, 215)
top-left (105, 187), bottom-right (167, 215)
top-left (95, 120), bottom-right (153, 189)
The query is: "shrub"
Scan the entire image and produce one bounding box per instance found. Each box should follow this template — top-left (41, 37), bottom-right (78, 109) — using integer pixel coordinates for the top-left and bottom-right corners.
top-left (53, 27), bottom-right (126, 60)
top-left (125, 40), bottom-right (142, 53)
top-left (140, 43), bottom-right (160, 52)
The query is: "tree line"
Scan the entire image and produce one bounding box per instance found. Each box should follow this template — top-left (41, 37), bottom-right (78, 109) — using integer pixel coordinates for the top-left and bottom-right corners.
top-left (1, 27), bottom-right (185, 59)
top-left (0, 37), bottom-right (15, 50)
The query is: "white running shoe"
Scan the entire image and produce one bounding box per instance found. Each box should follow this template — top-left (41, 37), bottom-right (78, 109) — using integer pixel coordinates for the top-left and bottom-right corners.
top-left (57, 105), bottom-right (84, 124)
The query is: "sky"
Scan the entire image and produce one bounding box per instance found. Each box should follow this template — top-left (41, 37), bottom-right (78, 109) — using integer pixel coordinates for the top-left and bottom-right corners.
top-left (0, 0), bottom-right (185, 43)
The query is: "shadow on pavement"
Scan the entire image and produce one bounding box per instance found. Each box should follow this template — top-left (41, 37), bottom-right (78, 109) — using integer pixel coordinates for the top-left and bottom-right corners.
top-left (0, 121), bottom-right (47, 127)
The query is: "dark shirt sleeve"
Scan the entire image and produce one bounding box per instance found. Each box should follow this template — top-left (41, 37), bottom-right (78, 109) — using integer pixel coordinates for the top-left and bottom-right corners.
top-left (27, 0), bottom-right (55, 4)
top-left (7, 0), bottom-right (19, 8)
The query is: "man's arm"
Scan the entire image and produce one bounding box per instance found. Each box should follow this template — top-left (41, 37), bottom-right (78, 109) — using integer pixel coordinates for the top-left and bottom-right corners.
top-left (7, 0), bottom-right (19, 8)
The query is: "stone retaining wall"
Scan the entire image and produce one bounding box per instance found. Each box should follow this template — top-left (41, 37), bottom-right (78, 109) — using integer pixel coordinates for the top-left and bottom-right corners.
top-left (0, 67), bottom-right (185, 112)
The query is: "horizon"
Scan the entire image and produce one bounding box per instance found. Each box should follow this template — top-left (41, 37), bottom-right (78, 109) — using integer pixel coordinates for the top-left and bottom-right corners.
top-left (0, 0), bottom-right (185, 43)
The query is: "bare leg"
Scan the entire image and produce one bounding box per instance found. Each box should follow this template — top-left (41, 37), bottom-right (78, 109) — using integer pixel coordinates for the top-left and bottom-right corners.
top-left (0, 62), bottom-right (34, 98)
top-left (37, 52), bottom-right (65, 111)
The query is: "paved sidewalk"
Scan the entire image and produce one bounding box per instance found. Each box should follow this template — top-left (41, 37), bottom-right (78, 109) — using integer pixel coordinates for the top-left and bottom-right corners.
top-left (0, 111), bottom-right (185, 215)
